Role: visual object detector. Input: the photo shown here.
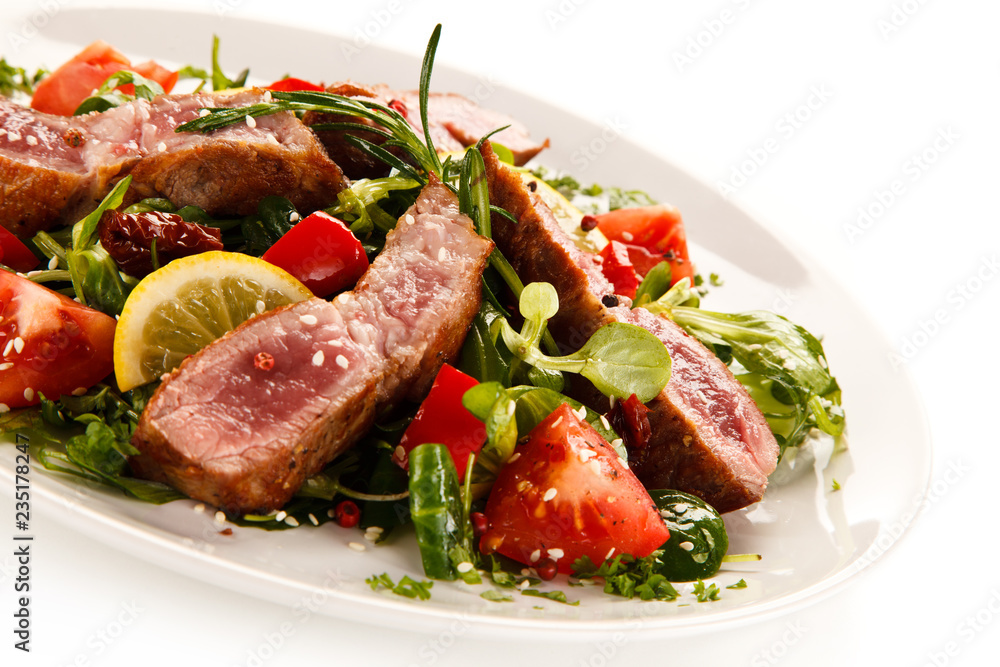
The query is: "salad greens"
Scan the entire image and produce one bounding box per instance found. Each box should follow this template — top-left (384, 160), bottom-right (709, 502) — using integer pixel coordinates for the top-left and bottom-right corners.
top-left (0, 23), bottom-right (848, 607)
top-left (0, 57), bottom-right (46, 98)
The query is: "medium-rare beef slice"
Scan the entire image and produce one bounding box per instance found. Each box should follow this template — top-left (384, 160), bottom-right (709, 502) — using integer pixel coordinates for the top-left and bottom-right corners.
top-left (303, 82), bottom-right (547, 179)
top-left (0, 90), bottom-right (348, 237)
top-left (130, 178), bottom-right (493, 514)
top-left (479, 141), bottom-right (778, 512)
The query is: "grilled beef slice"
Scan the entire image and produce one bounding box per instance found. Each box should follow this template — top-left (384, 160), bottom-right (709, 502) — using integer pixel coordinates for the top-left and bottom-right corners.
top-left (479, 142), bottom-right (778, 512)
top-left (130, 178), bottom-right (493, 514)
top-left (0, 90), bottom-right (348, 237)
top-left (303, 81), bottom-right (548, 179)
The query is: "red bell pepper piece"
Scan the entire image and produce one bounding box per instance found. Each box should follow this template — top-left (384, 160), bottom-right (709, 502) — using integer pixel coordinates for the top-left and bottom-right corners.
top-left (265, 77), bottom-right (325, 92)
top-left (393, 364), bottom-right (486, 482)
top-left (261, 211), bottom-right (368, 298)
top-left (598, 240), bottom-right (639, 299)
top-left (0, 227), bottom-right (39, 272)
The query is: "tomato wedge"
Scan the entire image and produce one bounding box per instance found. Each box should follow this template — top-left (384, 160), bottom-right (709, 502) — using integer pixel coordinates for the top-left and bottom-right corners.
top-left (31, 40), bottom-right (177, 116)
top-left (260, 211), bottom-right (368, 298)
top-left (0, 272), bottom-right (116, 409)
top-left (265, 77), bottom-right (325, 92)
top-left (480, 403), bottom-right (670, 573)
top-left (0, 227), bottom-right (39, 272)
top-left (393, 364), bottom-right (485, 481)
top-left (594, 204), bottom-right (695, 285)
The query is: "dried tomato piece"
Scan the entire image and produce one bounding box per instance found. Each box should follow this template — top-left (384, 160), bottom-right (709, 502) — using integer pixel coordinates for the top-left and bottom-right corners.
top-left (99, 209), bottom-right (223, 278)
top-left (608, 393), bottom-right (652, 453)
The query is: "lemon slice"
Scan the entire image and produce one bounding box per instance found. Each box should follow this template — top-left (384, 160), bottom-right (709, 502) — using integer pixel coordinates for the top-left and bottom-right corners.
top-left (519, 172), bottom-right (609, 254)
top-left (114, 251), bottom-right (313, 391)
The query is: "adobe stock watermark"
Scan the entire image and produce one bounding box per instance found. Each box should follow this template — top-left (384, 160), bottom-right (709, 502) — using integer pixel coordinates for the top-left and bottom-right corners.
top-left (717, 84), bottom-right (834, 198)
top-left (544, 0), bottom-right (590, 31)
top-left (843, 126), bottom-right (959, 244)
top-left (877, 0), bottom-right (933, 40)
top-left (853, 459), bottom-right (968, 573)
top-left (749, 620), bottom-right (808, 667)
top-left (6, 0), bottom-right (72, 53)
top-left (233, 568), bottom-right (348, 667)
top-left (58, 600), bottom-right (144, 667)
top-left (672, 0), bottom-right (755, 73)
top-left (920, 588), bottom-right (1000, 667)
top-left (340, 0), bottom-right (413, 63)
top-left (570, 116), bottom-right (628, 172)
top-left (404, 613), bottom-right (472, 667)
top-left (888, 254), bottom-right (997, 370)
top-left (213, 0), bottom-right (245, 18)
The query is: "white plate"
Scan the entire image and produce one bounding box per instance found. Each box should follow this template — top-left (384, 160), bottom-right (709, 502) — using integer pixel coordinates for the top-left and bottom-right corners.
top-left (0, 7), bottom-right (931, 639)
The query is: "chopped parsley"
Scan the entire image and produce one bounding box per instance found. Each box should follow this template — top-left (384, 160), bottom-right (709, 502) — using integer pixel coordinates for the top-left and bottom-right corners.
top-left (726, 579), bottom-right (748, 590)
top-left (521, 589), bottom-right (579, 606)
top-left (831, 478), bottom-right (841, 491)
top-left (480, 590), bottom-right (513, 603)
top-left (366, 572), bottom-right (434, 600)
top-left (693, 580), bottom-right (721, 602)
top-left (571, 553), bottom-right (679, 602)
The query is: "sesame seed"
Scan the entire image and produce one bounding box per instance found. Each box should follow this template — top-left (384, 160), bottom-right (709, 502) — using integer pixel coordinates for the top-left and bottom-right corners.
top-left (289, 211), bottom-right (300, 223)
top-left (299, 314), bottom-right (318, 325)
top-left (456, 561), bottom-right (474, 573)
top-left (348, 542), bottom-right (366, 552)
top-left (284, 516), bottom-right (300, 527)
top-left (530, 549), bottom-right (541, 563)
top-left (157, 141), bottom-right (167, 153)
top-left (574, 405), bottom-right (587, 421)
top-left (605, 547), bottom-right (616, 560)
top-left (551, 416), bottom-right (563, 428)
top-left (328, 339), bottom-right (344, 347)
top-left (7, 131), bottom-right (20, 141)
top-left (679, 541), bottom-right (695, 552)
top-left (308, 513), bottom-right (319, 526)
top-left (437, 247), bottom-right (447, 262)
top-left (71, 387), bottom-right (87, 396)
top-left (610, 438), bottom-right (623, 451)
top-left (0, 404), bottom-right (8, 414)
top-left (674, 503), bottom-right (689, 514)
top-left (47, 255), bottom-right (58, 270)
top-left (578, 449), bottom-right (596, 462)
top-left (255, 300), bottom-right (266, 314)
top-left (508, 452), bottom-right (521, 463)
top-left (26, 135), bottom-right (39, 147)
top-left (193, 503), bottom-right (205, 513)
top-left (519, 578), bottom-right (532, 590)
top-left (367, 526), bottom-right (384, 535)
top-left (23, 388), bottom-right (34, 402)
top-left (245, 114), bottom-right (257, 129)
top-left (327, 509), bottom-right (336, 518)
top-left (263, 90), bottom-right (272, 103)
top-left (621, 231), bottom-right (634, 242)
top-left (548, 548), bottom-right (564, 560)
top-left (13, 337), bottom-right (24, 354)
top-left (267, 133), bottom-right (279, 145)
top-left (784, 359), bottom-right (798, 371)
top-left (336, 354), bottom-right (349, 369)
top-left (588, 460), bottom-right (602, 476)
top-left (363, 532), bottom-right (378, 542)
top-left (275, 511), bottom-right (287, 522)
top-left (0, 363), bottom-right (10, 371)
top-left (215, 511), bottom-right (226, 523)
top-left (599, 415), bottom-right (610, 430)
top-left (543, 488), bottom-right (558, 502)
top-left (312, 350), bottom-right (325, 366)
top-left (198, 108), bottom-right (211, 117)
top-left (394, 445), bottom-right (406, 461)
top-left (2, 340), bottom-right (13, 357)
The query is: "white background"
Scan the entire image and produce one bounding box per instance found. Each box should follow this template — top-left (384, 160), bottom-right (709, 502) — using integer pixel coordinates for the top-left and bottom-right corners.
top-left (2, 0), bottom-right (998, 665)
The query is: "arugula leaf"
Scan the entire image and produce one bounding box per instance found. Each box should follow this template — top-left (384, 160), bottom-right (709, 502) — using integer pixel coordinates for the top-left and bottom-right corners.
top-left (480, 590), bottom-right (513, 603)
top-left (211, 35), bottom-right (249, 91)
top-left (645, 279), bottom-right (844, 455)
top-left (74, 70), bottom-right (165, 115)
top-left (0, 58), bottom-right (46, 98)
